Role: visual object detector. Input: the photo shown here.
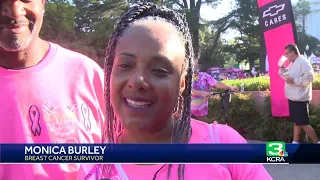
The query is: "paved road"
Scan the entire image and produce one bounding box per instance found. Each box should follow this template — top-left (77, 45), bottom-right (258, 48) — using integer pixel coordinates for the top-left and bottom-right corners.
top-left (247, 140), bottom-right (320, 180)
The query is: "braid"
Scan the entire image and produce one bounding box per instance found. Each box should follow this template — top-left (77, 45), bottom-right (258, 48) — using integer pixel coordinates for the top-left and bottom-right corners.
top-left (102, 2), bottom-right (195, 180)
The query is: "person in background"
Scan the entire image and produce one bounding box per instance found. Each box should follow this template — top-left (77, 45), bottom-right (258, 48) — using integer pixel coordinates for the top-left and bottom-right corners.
top-left (314, 64), bottom-right (319, 74)
top-left (191, 63), bottom-right (238, 123)
top-left (0, 0), bottom-right (105, 179)
top-left (251, 67), bottom-right (256, 77)
top-left (279, 44), bottom-right (320, 144)
top-left (78, 2), bottom-right (271, 180)
top-left (239, 72), bottom-right (244, 79)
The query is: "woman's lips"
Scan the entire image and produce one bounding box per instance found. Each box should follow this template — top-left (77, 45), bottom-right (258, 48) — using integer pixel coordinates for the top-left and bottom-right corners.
top-left (124, 98), bottom-right (154, 112)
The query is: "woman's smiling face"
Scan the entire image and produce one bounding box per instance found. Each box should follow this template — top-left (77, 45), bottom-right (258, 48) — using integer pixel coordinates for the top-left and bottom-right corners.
top-left (110, 19), bottom-right (186, 132)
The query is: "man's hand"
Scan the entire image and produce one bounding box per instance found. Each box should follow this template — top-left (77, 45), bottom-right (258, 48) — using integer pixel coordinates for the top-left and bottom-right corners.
top-left (192, 90), bottom-right (209, 97)
top-left (286, 78), bottom-right (294, 84)
top-left (204, 93), bottom-right (211, 100)
top-left (229, 86), bottom-right (239, 92)
top-left (201, 91), bottom-right (210, 97)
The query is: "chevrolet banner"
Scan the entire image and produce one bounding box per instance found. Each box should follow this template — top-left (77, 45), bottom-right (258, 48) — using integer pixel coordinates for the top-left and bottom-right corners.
top-left (257, 0), bottom-right (298, 117)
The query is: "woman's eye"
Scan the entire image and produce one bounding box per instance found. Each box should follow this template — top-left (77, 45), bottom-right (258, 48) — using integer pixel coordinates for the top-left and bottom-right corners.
top-left (22, 0), bottom-right (33, 3)
top-left (118, 64), bottom-right (132, 69)
top-left (153, 68), bottom-right (169, 74)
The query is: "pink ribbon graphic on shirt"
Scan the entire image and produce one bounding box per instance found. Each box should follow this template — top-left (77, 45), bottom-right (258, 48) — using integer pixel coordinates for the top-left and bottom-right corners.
top-left (81, 103), bottom-right (91, 131)
top-left (29, 105), bottom-right (41, 137)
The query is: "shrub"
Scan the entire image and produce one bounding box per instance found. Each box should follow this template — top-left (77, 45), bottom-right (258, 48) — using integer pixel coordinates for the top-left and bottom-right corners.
top-left (220, 74), bottom-right (320, 91)
top-left (207, 93), bottom-right (320, 143)
top-left (208, 93), bottom-right (260, 138)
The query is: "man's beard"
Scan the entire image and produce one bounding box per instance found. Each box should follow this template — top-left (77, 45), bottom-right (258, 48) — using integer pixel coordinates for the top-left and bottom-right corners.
top-left (0, 21), bottom-right (40, 52)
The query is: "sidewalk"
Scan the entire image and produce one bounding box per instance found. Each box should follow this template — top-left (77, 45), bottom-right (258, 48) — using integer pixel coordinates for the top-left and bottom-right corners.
top-left (246, 139), bottom-right (265, 144)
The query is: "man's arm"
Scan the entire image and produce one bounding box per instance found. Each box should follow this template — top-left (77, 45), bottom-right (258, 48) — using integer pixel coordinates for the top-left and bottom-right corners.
top-left (192, 89), bottom-right (210, 97)
top-left (215, 81), bottom-right (232, 90)
top-left (293, 62), bottom-right (314, 87)
top-left (279, 66), bottom-right (288, 80)
top-left (215, 81), bottom-right (239, 92)
top-left (204, 73), bottom-right (238, 92)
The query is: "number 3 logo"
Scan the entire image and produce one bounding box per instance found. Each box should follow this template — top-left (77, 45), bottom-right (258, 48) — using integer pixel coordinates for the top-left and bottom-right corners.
top-left (266, 141), bottom-right (285, 156)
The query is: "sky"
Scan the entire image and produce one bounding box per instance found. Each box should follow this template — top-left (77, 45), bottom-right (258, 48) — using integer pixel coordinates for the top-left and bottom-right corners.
top-left (200, 0), bottom-right (299, 40)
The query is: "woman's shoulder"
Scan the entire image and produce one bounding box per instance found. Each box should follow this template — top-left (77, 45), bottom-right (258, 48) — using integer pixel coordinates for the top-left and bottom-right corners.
top-left (217, 123), bottom-right (247, 143)
top-left (190, 119), bottom-right (247, 144)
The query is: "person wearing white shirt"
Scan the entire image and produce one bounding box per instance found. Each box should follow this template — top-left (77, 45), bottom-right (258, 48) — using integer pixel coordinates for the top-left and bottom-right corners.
top-left (279, 44), bottom-right (320, 144)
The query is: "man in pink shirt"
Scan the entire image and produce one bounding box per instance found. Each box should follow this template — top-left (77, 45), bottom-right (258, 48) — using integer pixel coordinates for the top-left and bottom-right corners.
top-left (0, 0), bottom-right (104, 179)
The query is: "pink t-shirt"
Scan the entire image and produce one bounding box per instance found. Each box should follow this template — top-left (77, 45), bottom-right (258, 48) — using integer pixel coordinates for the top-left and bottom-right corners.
top-left (0, 42), bottom-right (105, 180)
top-left (78, 119), bottom-right (272, 180)
top-left (193, 72), bottom-right (217, 93)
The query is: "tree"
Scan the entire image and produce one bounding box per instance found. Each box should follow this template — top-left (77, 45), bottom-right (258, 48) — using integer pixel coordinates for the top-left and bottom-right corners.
top-left (130, 0), bottom-right (222, 60)
top-left (175, 0), bottom-right (222, 60)
top-left (297, 32), bottom-right (320, 56)
top-left (292, 0), bottom-right (320, 56)
top-left (41, 0), bottom-right (78, 41)
top-left (71, 0), bottom-right (129, 65)
top-left (198, 0), bottom-right (262, 70)
top-left (228, 0), bottom-right (261, 69)
top-left (198, 11), bottom-right (237, 68)
top-left (227, 35), bottom-right (260, 68)
top-left (293, 0), bottom-right (311, 33)
top-left (41, 0), bottom-right (231, 67)
top-left (73, 0), bottom-right (127, 32)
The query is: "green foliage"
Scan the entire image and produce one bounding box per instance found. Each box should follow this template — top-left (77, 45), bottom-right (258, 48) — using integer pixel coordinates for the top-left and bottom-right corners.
top-left (41, 0), bottom-right (226, 67)
top-left (208, 93), bottom-right (259, 136)
top-left (199, 29), bottom-right (233, 68)
top-left (220, 74), bottom-right (320, 91)
top-left (292, 0), bottom-right (320, 56)
top-left (39, 0), bottom-right (319, 70)
top-left (221, 76), bottom-right (270, 91)
top-left (41, 1), bottom-right (78, 40)
top-left (207, 92), bottom-right (320, 142)
top-left (225, 35), bottom-right (260, 68)
top-left (293, 0), bottom-right (311, 29)
top-left (297, 32), bottom-right (320, 57)
top-left (224, 0), bottom-right (260, 68)
top-left (199, 12), bottom-right (238, 68)
top-left (313, 74), bottom-right (320, 90)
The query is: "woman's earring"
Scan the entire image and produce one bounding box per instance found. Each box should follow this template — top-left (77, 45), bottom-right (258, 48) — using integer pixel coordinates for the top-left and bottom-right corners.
top-left (173, 95), bottom-right (183, 116)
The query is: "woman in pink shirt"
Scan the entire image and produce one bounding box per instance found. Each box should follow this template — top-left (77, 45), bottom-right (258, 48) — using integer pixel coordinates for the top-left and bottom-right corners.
top-left (79, 2), bottom-right (272, 180)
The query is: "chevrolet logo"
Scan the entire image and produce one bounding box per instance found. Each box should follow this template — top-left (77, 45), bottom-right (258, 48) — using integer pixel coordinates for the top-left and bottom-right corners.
top-left (263, 3), bottom-right (286, 18)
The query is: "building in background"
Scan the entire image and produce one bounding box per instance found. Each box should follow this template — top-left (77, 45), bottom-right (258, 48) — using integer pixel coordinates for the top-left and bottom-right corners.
top-left (305, 0), bottom-right (320, 40)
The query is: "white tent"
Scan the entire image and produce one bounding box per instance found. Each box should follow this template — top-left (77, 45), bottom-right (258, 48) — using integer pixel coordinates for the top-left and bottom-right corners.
top-left (309, 53), bottom-right (318, 64)
top-left (265, 55), bottom-right (269, 72)
top-left (310, 53), bottom-right (316, 58)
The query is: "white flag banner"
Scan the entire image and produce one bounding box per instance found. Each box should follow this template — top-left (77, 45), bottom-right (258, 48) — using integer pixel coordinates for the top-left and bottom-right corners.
top-left (266, 55), bottom-right (269, 72)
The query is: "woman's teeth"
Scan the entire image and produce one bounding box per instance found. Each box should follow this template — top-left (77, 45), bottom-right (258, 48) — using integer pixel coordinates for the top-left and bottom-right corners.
top-left (126, 99), bottom-right (151, 108)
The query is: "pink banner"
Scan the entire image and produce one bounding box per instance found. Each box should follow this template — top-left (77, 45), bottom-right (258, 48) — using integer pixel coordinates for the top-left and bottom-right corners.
top-left (257, 0), bottom-right (298, 117)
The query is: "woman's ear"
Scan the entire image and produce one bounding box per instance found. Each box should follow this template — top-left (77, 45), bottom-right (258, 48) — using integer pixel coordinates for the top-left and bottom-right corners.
top-left (180, 71), bottom-right (187, 94)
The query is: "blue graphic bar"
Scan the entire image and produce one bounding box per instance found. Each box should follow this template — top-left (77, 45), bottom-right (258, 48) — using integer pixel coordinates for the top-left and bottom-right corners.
top-left (0, 144), bottom-right (318, 163)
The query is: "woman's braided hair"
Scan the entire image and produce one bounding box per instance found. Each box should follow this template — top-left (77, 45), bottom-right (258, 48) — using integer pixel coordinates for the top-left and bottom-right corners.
top-left (102, 2), bottom-right (195, 180)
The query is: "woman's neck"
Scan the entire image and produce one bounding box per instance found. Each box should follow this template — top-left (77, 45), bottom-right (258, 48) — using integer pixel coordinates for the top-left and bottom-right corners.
top-left (119, 121), bottom-right (174, 144)
top-left (118, 120), bottom-right (191, 144)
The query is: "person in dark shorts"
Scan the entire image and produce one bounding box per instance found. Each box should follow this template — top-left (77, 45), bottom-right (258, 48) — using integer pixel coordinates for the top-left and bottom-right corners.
top-left (279, 44), bottom-right (320, 144)
top-left (288, 100), bottom-right (310, 126)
